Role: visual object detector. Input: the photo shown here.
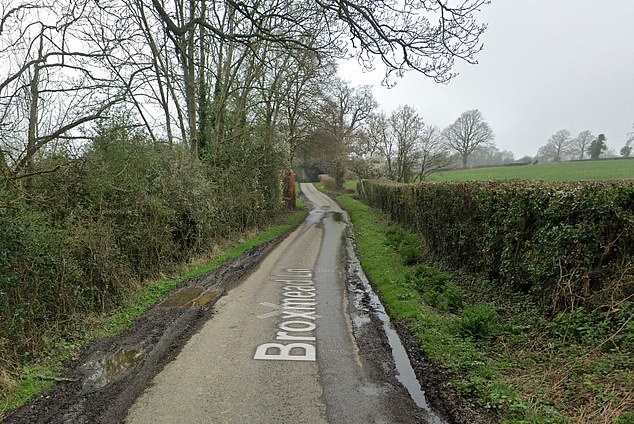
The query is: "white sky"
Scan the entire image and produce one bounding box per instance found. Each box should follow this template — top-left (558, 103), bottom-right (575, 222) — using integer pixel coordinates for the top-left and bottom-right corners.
top-left (338, 0), bottom-right (634, 158)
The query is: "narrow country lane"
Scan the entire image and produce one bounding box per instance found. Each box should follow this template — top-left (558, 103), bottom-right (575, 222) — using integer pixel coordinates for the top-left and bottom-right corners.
top-left (125, 183), bottom-right (428, 423)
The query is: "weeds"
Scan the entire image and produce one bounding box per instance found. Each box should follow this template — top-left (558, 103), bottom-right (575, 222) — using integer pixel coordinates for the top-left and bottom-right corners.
top-left (460, 305), bottom-right (499, 340)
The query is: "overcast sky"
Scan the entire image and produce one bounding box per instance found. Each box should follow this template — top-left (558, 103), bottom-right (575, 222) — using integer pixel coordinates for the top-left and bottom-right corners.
top-left (339, 0), bottom-right (634, 158)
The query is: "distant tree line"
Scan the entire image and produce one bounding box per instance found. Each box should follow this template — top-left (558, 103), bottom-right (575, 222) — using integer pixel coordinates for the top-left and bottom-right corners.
top-left (537, 122), bottom-right (634, 162)
top-left (297, 103), bottom-right (510, 184)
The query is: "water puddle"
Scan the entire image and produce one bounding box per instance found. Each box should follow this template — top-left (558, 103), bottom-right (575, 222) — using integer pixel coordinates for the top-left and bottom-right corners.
top-left (82, 348), bottom-right (146, 391)
top-left (304, 209), bottom-right (326, 228)
top-left (345, 236), bottom-right (447, 424)
top-left (106, 349), bottom-right (144, 379)
top-left (159, 286), bottom-right (218, 309)
top-left (192, 290), bottom-right (219, 306)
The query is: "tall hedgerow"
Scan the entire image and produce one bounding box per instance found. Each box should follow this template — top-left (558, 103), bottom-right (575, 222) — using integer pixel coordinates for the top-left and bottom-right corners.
top-left (0, 116), bottom-right (285, 370)
top-left (358, 179), bottom-right (634, 311)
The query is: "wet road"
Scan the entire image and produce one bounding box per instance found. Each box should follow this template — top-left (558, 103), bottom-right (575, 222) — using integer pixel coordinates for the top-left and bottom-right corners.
top-left (126, 183), bottom-right (426, 423)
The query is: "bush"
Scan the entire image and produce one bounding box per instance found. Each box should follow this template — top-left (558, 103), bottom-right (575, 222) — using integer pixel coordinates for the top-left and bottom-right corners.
top-left (405, 266), bottom-right (463, 313)
top-left (384, 226), bottom-right (424, 265)
top-left (617, 411), bottom-right (634, 424)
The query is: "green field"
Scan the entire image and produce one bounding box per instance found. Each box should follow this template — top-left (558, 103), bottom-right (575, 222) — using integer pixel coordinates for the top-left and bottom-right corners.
top-left (428, 159), bottom-right (634, 182)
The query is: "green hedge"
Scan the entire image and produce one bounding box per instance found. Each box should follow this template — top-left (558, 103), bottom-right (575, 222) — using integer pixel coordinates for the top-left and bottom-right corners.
top-left (0, 123), bottom-right (285, 364)
top-left (358, 179), bottom-right (634, 310)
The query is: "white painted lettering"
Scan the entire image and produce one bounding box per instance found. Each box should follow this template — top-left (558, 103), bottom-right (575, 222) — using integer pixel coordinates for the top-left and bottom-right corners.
top-left (284, 286), bottom-right (316, 292)
top-left (282, 310), bottom-right (317, 320)
top-left (284, 269), bottom-right (313, 277)
top-left (253, 343), bottom-right (315, 361)
top-left (282, 299), bottom-right (316, 309)
top-left (276, 331), bottom-right (316, 341)
top-left (255, 268), bottom-right (319, 362)
top-left (279, 320), bottom-right (316, 332)
top-left (273, 279), bottom-right (313, 285)
top-left (284, 292), bottom-right (316, 298)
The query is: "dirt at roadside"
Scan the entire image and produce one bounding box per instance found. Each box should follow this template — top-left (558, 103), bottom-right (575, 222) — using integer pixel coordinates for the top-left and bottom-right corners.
top-left (1, 241), bottom-right (278, 424)
top-left (394, 322), bottom-right (497, 424)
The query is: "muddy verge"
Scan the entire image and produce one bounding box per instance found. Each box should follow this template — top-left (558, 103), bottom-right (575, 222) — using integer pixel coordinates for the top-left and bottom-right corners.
top-left (393, 322), bottom-right (497, 424)
top-left (1, 240), bottom-right (279, 424)
top-left (345, 224), bottom-right (497, 424)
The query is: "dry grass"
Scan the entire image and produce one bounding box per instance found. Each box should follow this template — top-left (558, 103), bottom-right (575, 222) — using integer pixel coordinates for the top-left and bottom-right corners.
top-left (0, 368), bottom-right (16, 394)
top-left (503, 339), bottom-right (634, 423)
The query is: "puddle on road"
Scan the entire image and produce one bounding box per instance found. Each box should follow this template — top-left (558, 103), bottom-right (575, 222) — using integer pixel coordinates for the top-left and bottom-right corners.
top-left (346, 236), bottom-right (447, 424)
top-left (81, 287), bottom-right (218, 393)
top-left (302, 208), bottom-right (345, 231)
top-left (159, 286), bottom-right (218, 309)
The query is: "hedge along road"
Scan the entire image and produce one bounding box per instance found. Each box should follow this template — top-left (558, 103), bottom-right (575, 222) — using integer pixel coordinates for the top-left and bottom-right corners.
top-left (126, 183), bottom-right (427, 423)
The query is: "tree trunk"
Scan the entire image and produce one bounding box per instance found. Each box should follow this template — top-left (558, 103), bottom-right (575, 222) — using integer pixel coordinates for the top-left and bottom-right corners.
top-left (25, 29), bottom-right (45, 184)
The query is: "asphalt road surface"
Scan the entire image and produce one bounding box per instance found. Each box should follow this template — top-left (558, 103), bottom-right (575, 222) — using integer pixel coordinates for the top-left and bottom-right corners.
top-left (126, 183), bottom-right (427, 424)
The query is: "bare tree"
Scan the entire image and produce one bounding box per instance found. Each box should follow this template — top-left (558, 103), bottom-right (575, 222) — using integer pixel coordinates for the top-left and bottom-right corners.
top-left (318, 79), bottom-right (376, 187)
top-left (538, 129), bottom-right (572, 162)
top-left (418, 124), bottom-right (451, 180)
top-left (468, 146), bottom-right (515, 167)
top-left (389, 105), bottom-right (423, 183)
top-left (572, 130), bottom-right (594, 160)
top-left (367, 112), bottom-right (394, 178)
top-left (316, 0), bottom-right (488, 83)
top-left (0, 0), bottom-right (121, 180)
top-left (622, 123), bottom-right (634, 158)
top-left (1, 0), bottom-right (489, 177)
top-left (277, 52), bottom-right (330, 167)
top-left (347, 128), bottom-right (382, 180)
top-left (147, 0), bottom-right (488, 82)
top-left (443, 109), bottom-right (495, 168)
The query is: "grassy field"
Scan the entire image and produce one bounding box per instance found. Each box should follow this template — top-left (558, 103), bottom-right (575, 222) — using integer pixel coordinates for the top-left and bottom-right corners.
top-left (428, 159), bottom-right (634, 182)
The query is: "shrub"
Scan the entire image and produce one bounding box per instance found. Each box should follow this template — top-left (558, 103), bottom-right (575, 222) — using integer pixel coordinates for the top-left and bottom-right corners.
top-left (442, 283), bottom-right (465, 313)
top-left (384, 226), bottom-right (424, 265)
top-left (460, 304), bottom-right (499, 339)
top-left (407, 266), bottom-right (463, 313)
top-left (617, 411), bottom-right (634, 424)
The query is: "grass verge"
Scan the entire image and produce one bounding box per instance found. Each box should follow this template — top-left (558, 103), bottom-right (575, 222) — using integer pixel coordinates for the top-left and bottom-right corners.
top-left (336, 193), bottom-right (634, 423)
top-left (0, 205), bottom-right (308, 417)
